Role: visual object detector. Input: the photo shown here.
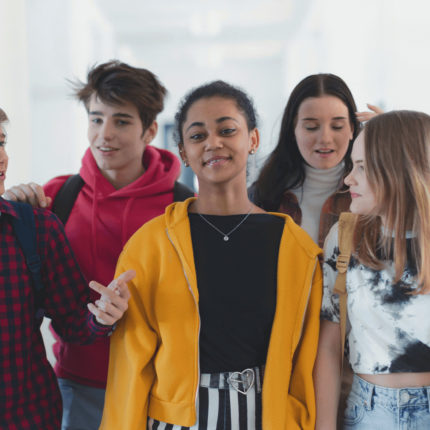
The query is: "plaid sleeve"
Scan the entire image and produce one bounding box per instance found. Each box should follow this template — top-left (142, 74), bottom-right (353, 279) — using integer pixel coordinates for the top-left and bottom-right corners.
top-left (321, 222), bottom-right (340, 323)
top-left (35, 209), bottom-right (112, 342)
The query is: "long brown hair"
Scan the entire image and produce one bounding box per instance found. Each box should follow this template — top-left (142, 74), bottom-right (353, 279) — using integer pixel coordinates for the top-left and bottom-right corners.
top-left (251, 73), bottom-right (360, 210)
top-left (355, 110), bottom-right (430, 293)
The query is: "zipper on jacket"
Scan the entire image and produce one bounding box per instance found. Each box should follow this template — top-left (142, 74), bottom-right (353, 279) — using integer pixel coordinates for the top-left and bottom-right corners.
top-left (166, 229), bottom-right (201, 423)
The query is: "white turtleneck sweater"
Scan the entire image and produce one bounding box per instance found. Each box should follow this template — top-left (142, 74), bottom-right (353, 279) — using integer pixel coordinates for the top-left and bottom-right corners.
top-left (291, 162), bottom-right (345, 244)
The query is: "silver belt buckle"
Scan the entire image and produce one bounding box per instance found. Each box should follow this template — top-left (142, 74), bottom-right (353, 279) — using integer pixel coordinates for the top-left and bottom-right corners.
top-left (227, 368), bottom-right (255, 395)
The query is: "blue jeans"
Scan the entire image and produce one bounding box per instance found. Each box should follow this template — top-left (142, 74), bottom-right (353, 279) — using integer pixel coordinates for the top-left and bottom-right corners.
top-left (343, 374), bottom-right (430, 429)
top-left (58, 378), bottom-right (105, 430)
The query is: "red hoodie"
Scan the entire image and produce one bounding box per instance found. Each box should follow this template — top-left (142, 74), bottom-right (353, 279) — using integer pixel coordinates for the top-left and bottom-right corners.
top-left (44, 146), bottom-right (181, 387)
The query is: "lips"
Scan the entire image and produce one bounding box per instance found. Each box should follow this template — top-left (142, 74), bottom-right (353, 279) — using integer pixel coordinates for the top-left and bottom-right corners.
top-left (203, 156), bottom-right (231, 166)
top-left (98, 146), bottom-right (118, 152)
top-left (350, 192), bottom-right (360, 198)
top-left (315, 148), bottom-right (334, 154)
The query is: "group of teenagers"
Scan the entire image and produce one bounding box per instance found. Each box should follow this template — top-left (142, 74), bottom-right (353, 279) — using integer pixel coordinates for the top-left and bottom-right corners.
top-left (1, 59), bottom-right (430, 430)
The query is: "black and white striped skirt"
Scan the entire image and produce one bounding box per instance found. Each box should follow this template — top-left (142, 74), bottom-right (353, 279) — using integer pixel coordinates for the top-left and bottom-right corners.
top-left (148, 366), bottom-right (263, 430)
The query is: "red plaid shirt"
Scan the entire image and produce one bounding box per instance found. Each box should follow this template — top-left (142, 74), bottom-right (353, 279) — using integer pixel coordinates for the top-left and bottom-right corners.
top-left (0, 199), bottom-right (111, 429)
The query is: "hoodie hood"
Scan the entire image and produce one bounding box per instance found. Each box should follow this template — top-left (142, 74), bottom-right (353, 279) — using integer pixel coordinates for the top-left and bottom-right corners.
top-left (79, 145), bottom-right (181, 198)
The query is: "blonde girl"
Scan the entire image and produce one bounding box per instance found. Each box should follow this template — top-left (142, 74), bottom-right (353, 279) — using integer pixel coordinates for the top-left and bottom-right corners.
top-left (315, 110), bottom-right (430, 429)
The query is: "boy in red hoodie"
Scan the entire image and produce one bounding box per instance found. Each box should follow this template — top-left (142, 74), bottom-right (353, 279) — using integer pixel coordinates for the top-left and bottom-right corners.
top-left (5, 61), bottom-right (192, 430)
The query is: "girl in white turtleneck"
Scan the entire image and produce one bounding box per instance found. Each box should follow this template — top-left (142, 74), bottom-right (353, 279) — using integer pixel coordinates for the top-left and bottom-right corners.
top-left (251, 73), bottom-right (379, 246)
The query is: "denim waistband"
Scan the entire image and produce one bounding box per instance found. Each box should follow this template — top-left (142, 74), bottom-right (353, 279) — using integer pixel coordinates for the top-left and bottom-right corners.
top-left (200, 366), bottom-right (264, 394)
top-left (352, 374), bottom-right (430, 411)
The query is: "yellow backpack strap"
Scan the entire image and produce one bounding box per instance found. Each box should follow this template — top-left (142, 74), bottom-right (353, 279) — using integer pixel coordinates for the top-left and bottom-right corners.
top-left (333, 212), bottom-right (358, 367)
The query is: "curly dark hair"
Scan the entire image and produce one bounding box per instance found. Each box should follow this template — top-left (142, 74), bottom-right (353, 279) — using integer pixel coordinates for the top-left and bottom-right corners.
top-left (174, 80), bottom-right (258, 145)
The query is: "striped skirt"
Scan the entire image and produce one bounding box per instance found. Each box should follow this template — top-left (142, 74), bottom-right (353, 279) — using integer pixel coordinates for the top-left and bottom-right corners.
top-left (148, 366), bottom-right (263, 430)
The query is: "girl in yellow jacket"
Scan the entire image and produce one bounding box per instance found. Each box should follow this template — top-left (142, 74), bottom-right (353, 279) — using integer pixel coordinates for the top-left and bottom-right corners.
top-left (100, 81), bottom-right (323, 430)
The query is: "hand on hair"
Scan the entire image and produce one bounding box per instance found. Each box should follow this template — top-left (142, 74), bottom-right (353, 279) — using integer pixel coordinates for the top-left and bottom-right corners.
top-left (356, 104), bottom-right (384, 123)
top-left (3, 182), bottom-right (52, 208)
top-left (87, 270), bottom-right (135, 326)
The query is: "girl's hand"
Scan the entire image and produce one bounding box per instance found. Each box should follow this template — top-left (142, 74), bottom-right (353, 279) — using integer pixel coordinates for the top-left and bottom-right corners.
top-left (356, 103), bottom-right (384, 123)
top-left (87, 270), bottom-right (135, 325)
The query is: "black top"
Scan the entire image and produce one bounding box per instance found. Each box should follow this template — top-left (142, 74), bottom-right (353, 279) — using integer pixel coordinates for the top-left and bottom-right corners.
top-left (189, 213), bottom-right (284, 373)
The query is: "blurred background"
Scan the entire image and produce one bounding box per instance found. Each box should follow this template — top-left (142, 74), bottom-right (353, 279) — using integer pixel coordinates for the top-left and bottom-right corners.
top-left (1, 0), bottom-right (429, 190)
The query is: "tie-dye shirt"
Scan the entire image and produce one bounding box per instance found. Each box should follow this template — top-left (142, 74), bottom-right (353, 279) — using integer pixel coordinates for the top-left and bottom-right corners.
top-left (321, 222), bottom-right (430, 374)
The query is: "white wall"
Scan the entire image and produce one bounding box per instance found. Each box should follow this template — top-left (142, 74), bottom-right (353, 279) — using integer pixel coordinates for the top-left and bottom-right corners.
top-left (0, 0), bottom-right (31, 187)
top-left (1, 0), bottom-right (430, 187)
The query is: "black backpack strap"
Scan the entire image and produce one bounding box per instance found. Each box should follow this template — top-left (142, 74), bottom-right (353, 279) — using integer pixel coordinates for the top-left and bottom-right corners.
top-left (10, 201), bottom-right (45, 320)
top-left (173, 181), bottom-right (194, 202)
top-left (51, 174), bottom-right (85, 225)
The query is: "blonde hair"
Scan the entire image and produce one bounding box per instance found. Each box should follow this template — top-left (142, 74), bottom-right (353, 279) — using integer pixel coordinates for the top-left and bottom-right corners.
top-left (355, 110), bottom-right (430, 293)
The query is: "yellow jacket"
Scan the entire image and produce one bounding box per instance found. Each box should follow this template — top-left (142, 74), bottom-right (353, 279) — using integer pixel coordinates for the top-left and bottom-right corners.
top-left (100, 198), bottom-right (322, 430)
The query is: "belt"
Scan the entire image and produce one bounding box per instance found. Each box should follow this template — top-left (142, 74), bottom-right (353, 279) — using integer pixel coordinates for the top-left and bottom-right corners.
top-left (200, 366), bottom-right (264, 395)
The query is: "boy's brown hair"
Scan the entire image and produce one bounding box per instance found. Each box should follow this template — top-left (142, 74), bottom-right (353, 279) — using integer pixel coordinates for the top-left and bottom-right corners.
top-left (73, 60), bottom-right (167, 131)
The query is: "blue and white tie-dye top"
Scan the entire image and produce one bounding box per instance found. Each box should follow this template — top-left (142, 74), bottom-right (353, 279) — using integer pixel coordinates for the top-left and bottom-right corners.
top-left (321, 222), bottom-right (430, 374)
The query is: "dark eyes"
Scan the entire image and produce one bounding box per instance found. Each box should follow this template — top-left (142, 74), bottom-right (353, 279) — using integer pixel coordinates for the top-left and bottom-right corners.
top-left (220, 128), bottom-right (235, 135)
top-left (189, 133), bottom-right (206, 141)
top-left (91, 118), bottom-right (130, 126)
top-left (0, 140), bottom-right (6, 147)
top-left (189, 128), bottom-right (235, 141)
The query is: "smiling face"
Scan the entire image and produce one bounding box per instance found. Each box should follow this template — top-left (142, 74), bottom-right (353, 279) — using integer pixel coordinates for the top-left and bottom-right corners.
top-left (0, 125), bottom-right (8, 194)
top-left (344, 132), bottom-right (377, 215)
top-left (180, 96), bottom-right (259, 189)
top-left (294, 95), bottom-right (353, 170)
top-left (87, 93), bottom-right (157, 189)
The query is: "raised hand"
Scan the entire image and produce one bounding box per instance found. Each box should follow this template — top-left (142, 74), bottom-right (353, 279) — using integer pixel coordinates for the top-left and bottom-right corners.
top-left (87, 269), bottom-right (135, 326)
top-left (355, 103), bottom-right (384, 123)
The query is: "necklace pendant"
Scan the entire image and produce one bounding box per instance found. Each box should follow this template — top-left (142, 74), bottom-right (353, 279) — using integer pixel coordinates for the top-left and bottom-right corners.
top-left (223, 235), bottom-right (229, 241)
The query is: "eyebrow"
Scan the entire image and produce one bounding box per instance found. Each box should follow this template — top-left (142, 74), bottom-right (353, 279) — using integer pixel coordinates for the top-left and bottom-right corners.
top-left (89, 111), bottom-right (134, 119)
top-left (301, 116), bottom-right (348, 121)
top-left (185, 116), bottom-right (239, 133)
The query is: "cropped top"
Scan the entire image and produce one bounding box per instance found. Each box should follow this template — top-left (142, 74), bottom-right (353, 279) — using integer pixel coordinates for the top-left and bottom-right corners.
top-left (321, 223), bottom-right (430, 374)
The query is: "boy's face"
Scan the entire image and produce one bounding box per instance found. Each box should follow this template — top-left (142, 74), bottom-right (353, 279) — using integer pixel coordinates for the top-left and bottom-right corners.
top-left (87, 94), bottom-right (156, 188)
top-left (0, 125), bottom-right (8, 195)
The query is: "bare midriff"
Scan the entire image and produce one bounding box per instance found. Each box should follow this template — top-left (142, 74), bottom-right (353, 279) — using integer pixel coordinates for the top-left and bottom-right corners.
top-left (358, 372), bottom-right (430, 388)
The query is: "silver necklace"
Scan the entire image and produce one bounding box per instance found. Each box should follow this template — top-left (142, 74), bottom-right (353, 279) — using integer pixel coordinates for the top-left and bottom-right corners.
top-left (197, 207), bottom-right (253, 241)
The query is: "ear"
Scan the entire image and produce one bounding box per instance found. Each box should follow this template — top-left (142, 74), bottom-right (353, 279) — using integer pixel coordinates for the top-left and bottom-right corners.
top-left (178, 143), bottom-right (189, 166)
top-left (142, 121), bottom-right (158, 145)
top-left (248, 128), bottom-right (260, 154)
